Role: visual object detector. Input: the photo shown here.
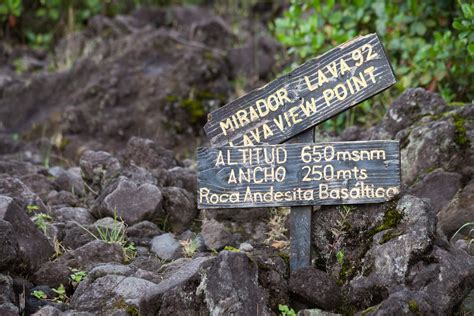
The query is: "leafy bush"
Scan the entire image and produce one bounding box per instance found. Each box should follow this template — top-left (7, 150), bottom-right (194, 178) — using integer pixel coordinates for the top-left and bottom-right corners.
top-left (272, 0), bottom-right (474, 133)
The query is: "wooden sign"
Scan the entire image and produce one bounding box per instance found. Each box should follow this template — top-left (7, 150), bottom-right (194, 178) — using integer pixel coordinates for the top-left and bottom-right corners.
top-left (197, 140), bottom-right (400, 208)
top-left (203, 33), bottom-right (396, 147)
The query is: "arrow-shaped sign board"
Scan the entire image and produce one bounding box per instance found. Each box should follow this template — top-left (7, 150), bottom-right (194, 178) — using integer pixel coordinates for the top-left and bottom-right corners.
top-left (197, 140), bottom-right (400, 209)
top-left (204, 33), bottom-right (395, 147)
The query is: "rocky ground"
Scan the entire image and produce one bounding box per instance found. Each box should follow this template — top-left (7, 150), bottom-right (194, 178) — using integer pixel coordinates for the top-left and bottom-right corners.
top-left (0, 4), bottom-right (473, 316)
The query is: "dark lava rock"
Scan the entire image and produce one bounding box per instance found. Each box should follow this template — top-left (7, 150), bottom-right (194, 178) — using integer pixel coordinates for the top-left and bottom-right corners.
top-left (0, 196), bottom-right (53, 273)
top-left (165, 167), bottom-right (197, 194)
top-left (203, 251), bottom-right (271, 315)
top-left (79, 150), bottom-right (121, 187)
top-left (70, 274), bottom-right (156, 314)
top-left (373, 88), bottom-right (448, 139)
top-left (0, 175), bottom-right (47, 212)
top-left (0, 160), bottom-right (36, 177)
top-left (368, 290), bottom-right (433, 315)
top-left (289, 267), bottom-right (342, 311)
top-left (31, 261), bottom-right (71, 289)
top-left (92, 176), bottom-right (163, 225)
top-left (121, 164), bottom-right (157, 185)
top-left (127, 220), bottom-right (162, 246)
top-left (0, 274), bottom-right (18, 315)
top-left (409, 168), bottom-right (462, 212)
top-left (20, 173), bottom-right (55, 202)
top-left (255, 251), bottom-right (289, 311)
top-left (122, 137), bottom-right (179, 170)
top-left (162, 186), bottom-right (197, 233)
top-left (53, 168), bottom-right (85, 196)
top-left (46, 190), bottom-right (80, 207)
top-left (201, 219), bottom-right (233, 250)
top-left (404, 246), bottom-right (473, 314)
top-left (61, 222), bottom-right (96, 250)
top-left (228, 35), bottom-right (281, 79)
top-left (0, 219), bottom-right (18, 271)
top-left (58, 240), bottom-right (124, 269)
top-left (143, 256), bottom-right (214, 315)
top-left (51, 206), bottom-right (95, 225)
top-left (438, 181), bottom-right (474, 237)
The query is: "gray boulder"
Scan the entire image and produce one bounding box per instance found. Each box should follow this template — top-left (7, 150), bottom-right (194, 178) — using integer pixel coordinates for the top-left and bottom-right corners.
top-left (150, 233), bottom-right (182, 260)
top-left (71, 273), bottom-right (156, 314)
top-left (0, 196), bottom-right (54, 273)
top-left (53, 168), bottom-right (85, 196)
top-left (92, 176), bottom-right (163, 225)
top-left (162, 186), bottom-right (197, 233)
top-left (166, 167), bottom-right (197, 194)
top-left (438, 181), bottom-right (474, 237)
top-left (122, 137), bottom-right (179, 170)
top-left (289, 267), bottom-right (342, 311)
top-left (202, 251), bottom-right (271, 315)
top-left (79, 150), bottom-right (121, 186)
top-left (0, 219), bottom-right (18, 271)
top-left (201, 219), bottom-right (233, 250)
top-left (409, 168), bottom-right (462, 212)
top-left (0, 175), bottom-right (47, 212)
top-left (142, 256), bottom-right (215, 315)
top-left (359, 195), bottom-right (435, 286)
top-left (31, 261), bottom-right (71, 289)
top-left (373, 88), bottom-right (448, 139)
top-left (127, 220), bottom-right (163, 246)
top-left (58, 240), bottom-right (124, 269)
top-left (0, 274), bottom-right (18, 316)
top-left (51, 207), bottom-right (95, 225)
top-left (20, 174), bottom-right (55, 201)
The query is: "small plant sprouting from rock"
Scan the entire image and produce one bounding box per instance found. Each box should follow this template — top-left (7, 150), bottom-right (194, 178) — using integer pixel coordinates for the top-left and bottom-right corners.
top-left (336, 250), bottom-right (345, 266)
top-left (52, 284), bottom-right (68, 303)
top-left (265, 207), bottom-right (290, 250)
top-left (31, 290), bottom-right (47, 300)
top-left (181, 238), bottom-right (199, 258)
top-left (278, 304), bottom-right (296, 316)
top-left (123, 242), bottom-right (137, 263)
top-left (75, 209), bottom-right (137, 263)
top-left (26, 204), bottom-right (39, 215)
top-left (32, 213), bottom-right (53, 235)
top-left (70, 268), bottom-right (87, 284)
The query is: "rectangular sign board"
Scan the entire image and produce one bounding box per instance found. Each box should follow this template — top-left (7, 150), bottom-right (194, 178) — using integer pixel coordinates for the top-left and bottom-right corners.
top-left (204, 33), bottom-right (396, 147)
top-left (197, 140), bottom-right (400, 208)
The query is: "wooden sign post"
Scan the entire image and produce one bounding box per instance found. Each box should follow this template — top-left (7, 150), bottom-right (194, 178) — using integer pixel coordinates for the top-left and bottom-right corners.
top-left (197, 141), bottom-right (400, 208)
top-left (197, 33), bottom-right (399, 273)
top-left (204, 33), bottom-right (395, 147)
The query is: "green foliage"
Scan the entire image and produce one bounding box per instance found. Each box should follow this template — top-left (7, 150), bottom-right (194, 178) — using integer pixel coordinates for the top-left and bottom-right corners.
top-left (0, 0), bottom-right (22, 20)
top-left (223, 245), bottom-right (240, 252)
top-left (75, 209), bottom-right (137, 263)
top-left (26, 204), bottom-right (40, 214)
top-left (32, 213), bottom-right (53, 235)
top-left (272, 0), bottom-right (474, 133)
top-left (278, 304), bottom-right (297, 316)
top-left (368, 208), bottom-right (403, 237)
top-left (31, 290), bottom-right (47, 300)
top-left (336, 249), bottom-right (344, 265)
top-left (181, 238), bottom-right (199, 257)
top-left (52, 284), bottom-right (68, 303)
top-left (70, 268), bottom-right (87, 283)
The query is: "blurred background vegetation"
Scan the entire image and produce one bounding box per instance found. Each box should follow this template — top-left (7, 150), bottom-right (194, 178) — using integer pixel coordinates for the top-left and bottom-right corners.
top-left (1, 0), bottom-right (473, 134)
top-left (272, 0), bottom-right (473, 132)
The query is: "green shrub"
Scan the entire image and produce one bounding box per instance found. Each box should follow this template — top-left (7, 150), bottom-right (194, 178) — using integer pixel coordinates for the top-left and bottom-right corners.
top-left (272, 0), bottom-right (474, 133)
